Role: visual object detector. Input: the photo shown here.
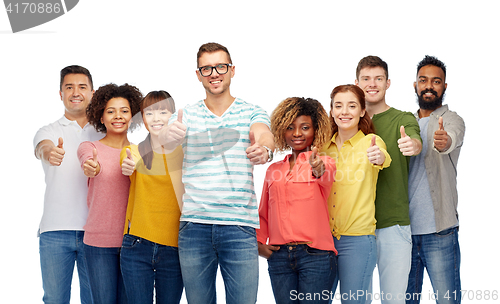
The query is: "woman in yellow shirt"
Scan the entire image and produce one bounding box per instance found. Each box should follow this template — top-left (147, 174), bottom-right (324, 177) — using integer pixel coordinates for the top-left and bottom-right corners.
top-left (119, 91), bottom-right (184, 304)
top-left (322, 85), bottom-right (391, 303)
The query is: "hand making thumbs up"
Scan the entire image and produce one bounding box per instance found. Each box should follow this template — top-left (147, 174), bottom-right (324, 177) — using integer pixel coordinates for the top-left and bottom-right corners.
top-left (367, 135), bottom-right (386, 165)
top-left (121, 148), bottom-right (136, 176)
top-left (397, 125), bottom-right (420, 156)
top-left (434, 116), bottom-right (451, 152)
top-left (83, 148), bottom-right (100, 178)
top-left (48, 137), bottom-right (65, 166)
top-left (309, 146), bottom-right (325, 177)
top-left (246, 131), bottom-right (268, 165)
top-left (159, 109), bottom-right (186, 150)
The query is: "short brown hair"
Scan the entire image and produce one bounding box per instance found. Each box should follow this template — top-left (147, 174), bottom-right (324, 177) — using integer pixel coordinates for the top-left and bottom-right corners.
top-left (197, 42), bottom-right (232, 67)
top-left (329, 85), bottom-right (375, 136)
top-left (356, 56), bottom-right (388, 80)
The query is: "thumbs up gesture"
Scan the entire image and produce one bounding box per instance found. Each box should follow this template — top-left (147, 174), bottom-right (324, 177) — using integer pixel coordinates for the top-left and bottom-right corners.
top-left (122, 148), bottom-right (136, 176)
top-left (434, 116), bottom-right (451, 152)
top-left (397, 126), bottom-right (419, 156)
top-left (48, 137), bottom-right (65, 166)
top-left (83, 148), bottom-right (100, 178)
top-left (367, 135), bottom-right (386, 165)
top-left (159, 109), bottom-right (186, 150)
top-left (309, 146), bottom-right (325, 177)
top-left (246, 131), bottom-right (268, 165)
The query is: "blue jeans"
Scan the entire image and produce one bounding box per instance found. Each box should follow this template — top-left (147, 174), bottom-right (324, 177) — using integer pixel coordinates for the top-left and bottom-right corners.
top-left (406, 227), bottom-right (461, 304)
top-left (178, 222), bottom-right (259, 304)
top-left (39, 230), bottom-right (92, 304)
top-left (376, 225), bottom-right (412, 304)
top-left (332, 235), bottom-right (377, 304)
top-left (84, 244), bottom-right (127, 304)
top-left (268, 244), bottom-right (336, 304)
top-left (120, 234), bottom-right (184, 304)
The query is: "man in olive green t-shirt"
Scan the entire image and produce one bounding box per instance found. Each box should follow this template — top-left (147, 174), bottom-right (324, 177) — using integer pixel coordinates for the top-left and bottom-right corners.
top-left (355, 56), bottom-right (422, 304)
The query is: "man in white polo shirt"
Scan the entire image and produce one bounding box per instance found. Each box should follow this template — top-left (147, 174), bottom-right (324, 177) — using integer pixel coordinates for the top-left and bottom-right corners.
top-left (33, 65), bottom-right (103, 304)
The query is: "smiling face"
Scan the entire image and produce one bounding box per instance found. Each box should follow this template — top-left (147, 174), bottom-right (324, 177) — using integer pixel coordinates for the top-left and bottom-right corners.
top-left (196, 50), bottom-right (235, 97)
top-left (355, 66), bottom-right (391, 105)
top-left (414, 64), bottom-right (447, 110)
top-left (59, 73), bottom-right (94, 120)
top-left (143, 107), bottom-right (172, 137)
top-left (100, 97), bottom-right (132, 134)
top-left (285, 115), bottom-right (315, 155)
top-left (332, 91), bottom-right (366, 133)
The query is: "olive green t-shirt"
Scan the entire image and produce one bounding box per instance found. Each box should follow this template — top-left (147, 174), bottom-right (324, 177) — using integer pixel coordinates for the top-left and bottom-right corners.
top-left (372, 107), bottom-right (421, 229)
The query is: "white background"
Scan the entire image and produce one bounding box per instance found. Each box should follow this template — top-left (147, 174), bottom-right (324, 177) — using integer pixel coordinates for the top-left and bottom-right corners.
top-left (1, 1), bottom-right (499, 303)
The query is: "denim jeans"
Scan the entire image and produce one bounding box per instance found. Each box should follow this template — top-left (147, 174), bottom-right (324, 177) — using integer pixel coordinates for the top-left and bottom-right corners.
top-left (120, 234), bottom-right (184, 304)
top-left (84, 244), bottom-right (127, 304)
top-left (39, 230), bottom-right (92, 304)
top-left (405, 227), bottom-right (461, 304)
top-left (267, 244), bottom-right (336, 304)
top-left (178, 222), bottom-right (259, 304)
top-left (332, 235), bottom-right (377, 304)
top-left (376, 225), bottom-right (412, 304)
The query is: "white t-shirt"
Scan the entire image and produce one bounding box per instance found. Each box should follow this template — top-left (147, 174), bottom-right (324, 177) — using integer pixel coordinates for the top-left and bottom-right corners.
top-left (33, 116), bottom-right (103, 234)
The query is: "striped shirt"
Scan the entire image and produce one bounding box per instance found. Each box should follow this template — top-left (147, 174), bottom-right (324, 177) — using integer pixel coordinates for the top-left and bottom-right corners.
top-left (170, 98), bottom-right (270, 228)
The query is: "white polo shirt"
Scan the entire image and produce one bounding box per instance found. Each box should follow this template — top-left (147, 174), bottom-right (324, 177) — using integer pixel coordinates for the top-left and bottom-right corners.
top-left (33, 116), bottom-right (103, 234)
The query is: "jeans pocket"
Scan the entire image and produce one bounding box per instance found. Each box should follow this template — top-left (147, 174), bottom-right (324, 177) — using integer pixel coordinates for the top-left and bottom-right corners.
top-left (236, 225), bottom-right (257, 237)
top-left (178, 221), bottom-right (191, 234)
top-left (436, 227), bottom-right (456, 237)
top-left (305, 246), bottom-right (330, 256)
top-left (397, 224), bottom-right (412, 244)
top-left (121, 234), bottom-right (140, 249)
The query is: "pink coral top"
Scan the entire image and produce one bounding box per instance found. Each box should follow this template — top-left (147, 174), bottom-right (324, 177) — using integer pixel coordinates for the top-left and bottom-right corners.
top-left (257, 151), bottom-right (337, 253)
top-left (77, 140), bottom-right (130, 247)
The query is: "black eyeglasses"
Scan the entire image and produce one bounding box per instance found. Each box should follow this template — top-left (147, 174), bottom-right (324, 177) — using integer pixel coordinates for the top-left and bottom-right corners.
top-left (198, 63), bottom-right (233, 77)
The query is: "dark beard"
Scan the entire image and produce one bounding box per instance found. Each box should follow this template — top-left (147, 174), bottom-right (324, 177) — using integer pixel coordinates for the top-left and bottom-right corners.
top-left (415, 88), bottom-right (445, 110)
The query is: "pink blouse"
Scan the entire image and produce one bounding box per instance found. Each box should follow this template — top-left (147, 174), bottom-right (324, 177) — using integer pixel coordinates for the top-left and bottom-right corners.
top-left (257, 151), bottom-right (337, 253)
top-left (77, 141), bottom-right (130, 247)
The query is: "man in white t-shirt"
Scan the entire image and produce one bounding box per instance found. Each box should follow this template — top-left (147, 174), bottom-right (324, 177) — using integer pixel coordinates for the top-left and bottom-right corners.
top-left (160, 42), bottom-right (275, 304)
top-left (33, 65), bottom-right (103, 304)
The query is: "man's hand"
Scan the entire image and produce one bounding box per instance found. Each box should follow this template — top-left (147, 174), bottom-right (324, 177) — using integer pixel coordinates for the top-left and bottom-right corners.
top-left (246, 131), bottom-right (268, 165)
top-left (83, 148), bottom-right (100, 178)
top-left (44, 137), bottom-right (65, 166)
top-left (434, 117), bottom-right (451, 152)
top-left (397, 126), bottom-right (420, 156)
top-left (159, 109), bottom-right (186, 149)
top-left (258, 242), bottom-right (280, 259)
top-left (367, 135), bottom-right (386, 165)
top-left (122, 148), bottom-right (136, 176)
top-left (309, 147), bottom-right (325, 177)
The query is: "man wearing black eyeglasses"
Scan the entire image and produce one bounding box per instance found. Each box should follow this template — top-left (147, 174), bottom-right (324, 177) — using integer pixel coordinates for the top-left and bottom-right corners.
top-left (160, 42), bottom-right (274, 304)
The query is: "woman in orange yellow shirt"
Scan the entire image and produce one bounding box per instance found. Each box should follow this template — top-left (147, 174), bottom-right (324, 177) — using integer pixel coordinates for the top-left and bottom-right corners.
top-left (257, 97), bottom-right (337, 304)
top-left (322, 85), bottom-right (391, 303)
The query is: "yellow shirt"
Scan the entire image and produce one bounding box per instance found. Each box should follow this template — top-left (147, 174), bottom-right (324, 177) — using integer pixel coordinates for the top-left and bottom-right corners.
top-left (120, 145), bottom-right (184, 247)
top-left (321, 130), bottom-right (391, 239)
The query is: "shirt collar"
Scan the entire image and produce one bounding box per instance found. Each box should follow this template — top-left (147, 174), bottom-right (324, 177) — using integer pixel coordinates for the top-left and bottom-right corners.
top-left (329, 130), bottom-right (366, 148)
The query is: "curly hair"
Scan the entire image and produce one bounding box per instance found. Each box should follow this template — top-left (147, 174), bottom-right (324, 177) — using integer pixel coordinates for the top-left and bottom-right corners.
top-left (271, 97), bottom-right (331, 152)
top-left (329, 84), bottom-right (375, 136)
top-left (417, 55), bottom-right (446, 78)
top-left (86, 83), bottom-right (143, 133)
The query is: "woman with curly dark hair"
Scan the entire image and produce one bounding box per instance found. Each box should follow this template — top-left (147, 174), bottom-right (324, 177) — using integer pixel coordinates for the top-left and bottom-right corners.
top-left (256, 97), bottom-right (337, 304)
top-left (77, 83), bottom-right (142, 304)
top-left (119, 91), bottom-right (185, 304)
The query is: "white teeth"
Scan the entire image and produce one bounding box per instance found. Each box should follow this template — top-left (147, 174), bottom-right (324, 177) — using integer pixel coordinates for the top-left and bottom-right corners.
top-left (211, 80), bottom-right (221, 84)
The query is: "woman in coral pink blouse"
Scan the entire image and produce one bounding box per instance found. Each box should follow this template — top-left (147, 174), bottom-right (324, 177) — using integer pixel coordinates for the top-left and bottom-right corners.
top-left (257, 97), bottom-right (337, 304)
